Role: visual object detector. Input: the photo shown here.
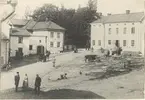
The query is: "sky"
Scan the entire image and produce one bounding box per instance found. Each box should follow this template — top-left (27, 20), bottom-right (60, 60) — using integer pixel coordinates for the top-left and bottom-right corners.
top-left (1, 0), bottom-right (145, 18)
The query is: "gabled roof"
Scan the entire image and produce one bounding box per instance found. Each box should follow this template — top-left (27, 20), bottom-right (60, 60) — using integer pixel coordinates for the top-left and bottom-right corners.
top-left (31, 21), bottom-right (65, 31)
top-left (92, 12), bottom-right (144, 24)
top-left (10, 28), bottom-right (31, 36)
top-left (10, 19), bottom-right (66, 31)
top-left (11, 19), bottom-right (28, 26)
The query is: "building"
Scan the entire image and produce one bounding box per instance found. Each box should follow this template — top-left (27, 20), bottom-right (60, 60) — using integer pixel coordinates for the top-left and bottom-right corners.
top-left (0, 0), bottom-right (17, 67)
top-left (9, 19), bottom-right (65, 57)
top-left (90, 10), bottom-right (145, 55)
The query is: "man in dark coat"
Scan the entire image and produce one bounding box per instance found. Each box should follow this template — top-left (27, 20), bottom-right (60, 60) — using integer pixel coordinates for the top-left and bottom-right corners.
top-left (14, 72), bottom-right (20, 92)
top-left (34, 74), bottom-right (41, 95)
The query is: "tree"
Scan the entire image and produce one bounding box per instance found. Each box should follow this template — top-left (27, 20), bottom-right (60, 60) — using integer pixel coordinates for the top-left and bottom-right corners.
top-left (24, 6), bottom-right (32, 20)
top-left (31, 0), bottom-right (99, 48)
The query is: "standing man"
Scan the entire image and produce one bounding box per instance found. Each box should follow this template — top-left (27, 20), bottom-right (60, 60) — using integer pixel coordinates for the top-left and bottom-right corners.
top-left (34, 74), bottom-right (41, 95)
top-left (14, 72), bottom-right (20, 92)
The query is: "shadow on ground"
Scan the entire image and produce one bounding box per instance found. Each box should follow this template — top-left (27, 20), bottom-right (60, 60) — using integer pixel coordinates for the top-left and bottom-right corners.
top-left (10, 55), bottom-right (39, 68)
top-left (0, 88), bottom-right (105, 99)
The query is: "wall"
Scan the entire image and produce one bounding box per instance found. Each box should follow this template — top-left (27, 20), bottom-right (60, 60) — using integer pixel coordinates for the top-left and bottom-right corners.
top-left (33, 30), bottom-right (64, 53)
top-left (10, 36), bottom-right (30, 57)
top-left (91, 21), bottom-right (144, 54)
top-left (91, 23), bottom-right (105, 49)
top-left (1, 40), bottom-right (9, 64)
top-left (10, 30), bottom-right (65, 57)
top-left (29, 36), bottom-right (46, 54)
top-left (105, 22), bottom-right (143, 52)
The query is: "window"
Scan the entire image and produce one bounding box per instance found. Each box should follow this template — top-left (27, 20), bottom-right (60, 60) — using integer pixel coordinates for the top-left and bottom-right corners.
top-left (57, 42), bottom-right (60, 47)
top-left (18, 37), bottom-right (23, 43)
top-left (116, 28), bottom-right (119, 34)
top-left (108, 40), bottom-right (111, 45)
top-left (131, 40), bottom-right (135, 47)
top-left (108, 28), bottom-right (111, 34)
top-left (92, 40), bottom-right (95, 46)
top-left (50, 42), bottom-right (54, 47)
top-left (123, 40), bottom-right (126, 46)
top-left (29, 45), bottom-right (33, 50)
top-left (50, 32), bottom-right (54, 38)
top-left (57, 32), bottom-right (60, 38)
top-left (109, 24), bottom-right (111, 26)
top-left (132, 23), bottom-right (134, 25)
top-left (98, 40), bottom-right (101, 46)
top-left (39, 40), bottom-right (41, 43)
top-left (131, 27), bottom-right (135, 34)
top-left (124, 28), bottom-right (127, 34)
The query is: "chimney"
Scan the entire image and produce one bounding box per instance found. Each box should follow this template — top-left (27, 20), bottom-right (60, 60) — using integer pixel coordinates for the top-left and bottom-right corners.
top-left (126, 10), bottom-right (130, 14)
top-left (107, 13), bottom-right (111, 16)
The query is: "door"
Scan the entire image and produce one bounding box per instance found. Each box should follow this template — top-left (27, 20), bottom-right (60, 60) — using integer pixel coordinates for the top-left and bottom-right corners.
top-left (37, 46), bottom-right (44, 55)
top-left (115, 40), bottom-right (119, 47)
top-left (18, 48), bottom-right (23, 53)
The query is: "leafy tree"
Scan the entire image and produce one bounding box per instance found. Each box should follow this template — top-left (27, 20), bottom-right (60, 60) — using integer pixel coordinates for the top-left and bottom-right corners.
top-left (31, 0), bottom-right (100, 48)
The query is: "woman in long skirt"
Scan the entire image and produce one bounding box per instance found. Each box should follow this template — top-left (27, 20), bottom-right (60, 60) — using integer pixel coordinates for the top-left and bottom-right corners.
top-left (22, 74), bottom-right (29, 91)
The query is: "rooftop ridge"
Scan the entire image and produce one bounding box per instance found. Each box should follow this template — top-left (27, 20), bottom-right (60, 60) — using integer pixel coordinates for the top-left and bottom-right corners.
top-left (104, 12), bottom-right (144, 17)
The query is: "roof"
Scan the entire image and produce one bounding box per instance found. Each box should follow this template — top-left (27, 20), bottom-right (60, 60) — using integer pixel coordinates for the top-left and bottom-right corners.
top-left (11, 19), bottom-right (28, 26)
top-left (92, 12), bottom-right (144, 24)
top-left (32, 21), bottom-right (65, 31)
top-left (10, 28), bottom-right (31, 36)
top-left (10, 19), bottom-right (66, 31)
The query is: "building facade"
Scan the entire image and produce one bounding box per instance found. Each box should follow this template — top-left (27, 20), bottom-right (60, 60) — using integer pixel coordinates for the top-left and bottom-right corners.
top-left (10, 19), bottom-right (65, 57)
top-left (91, 10), bottom-right (145, 55)
top-left (0, 2), bottom-right (16, 66)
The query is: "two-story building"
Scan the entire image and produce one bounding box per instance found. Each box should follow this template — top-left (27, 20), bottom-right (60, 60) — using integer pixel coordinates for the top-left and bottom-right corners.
top-left (10, 19), bottom-right (65, 57)
top-left (91, 10), bottom-right (145, 55)
top-left (0, 0), bottom-right (16, 66)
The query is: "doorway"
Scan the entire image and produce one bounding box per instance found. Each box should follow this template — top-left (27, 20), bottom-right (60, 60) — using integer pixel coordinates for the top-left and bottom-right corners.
top-left (37, 46), bottom-right (44, 55)
top-left (115, 40), bottom-right (119, 47)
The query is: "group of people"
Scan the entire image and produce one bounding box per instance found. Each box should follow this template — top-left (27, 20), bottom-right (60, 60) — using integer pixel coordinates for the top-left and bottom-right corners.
top-left (14, 72), bottom-right (42, 95)
top-left (38, 51), bottom-right (51, 62)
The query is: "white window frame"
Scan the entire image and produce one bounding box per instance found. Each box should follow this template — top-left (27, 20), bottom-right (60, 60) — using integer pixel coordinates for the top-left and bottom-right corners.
top-left (123, 40), bottom-right (126, 46)
top-left (50, 32), bottom-right (54, 38)
top-left (131, 40), bottom-right (135, 47)
top-left (131, 27), bottom-right (135, 34)
top-left (108, 28), bottom-right (111, 34)
top-left (124, 27), bottom-right (127, 34)
top-left (98, 40), bottom-right (101, 46)
top-left (57, 42), bottom-right (61, 47)
top-left (108, 40), bottom-right (111, 45)
top-left (50, 42), bottom-right (54, 47)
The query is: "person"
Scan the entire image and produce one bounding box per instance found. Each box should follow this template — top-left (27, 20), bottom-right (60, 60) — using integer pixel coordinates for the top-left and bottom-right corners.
top-left (34, 74), bottom-right (41, 95)
top-left (14, 72), bottom-right (20, 92)
top-left (22, 74), bottom-right (29, 91)
top-left (43, 54), bottom-right (47, 62)
top-left (46, 51), bottom-right (51, 61)
top-left (52, 57), bottom-right (56, 67)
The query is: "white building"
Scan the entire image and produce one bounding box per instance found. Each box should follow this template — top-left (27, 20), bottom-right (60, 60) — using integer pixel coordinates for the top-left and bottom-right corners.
top-left (10, 19), bottom-right (65, 57)
top-left (91, 10), bottom-right (145, 55)
top-left (0, 1), bottom-right (16, 66)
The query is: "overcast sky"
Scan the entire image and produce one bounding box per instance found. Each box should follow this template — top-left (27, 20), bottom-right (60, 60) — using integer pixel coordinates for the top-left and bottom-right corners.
top-left (9, 0), bottom-right (145, 18)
